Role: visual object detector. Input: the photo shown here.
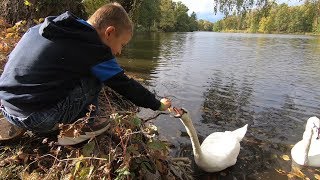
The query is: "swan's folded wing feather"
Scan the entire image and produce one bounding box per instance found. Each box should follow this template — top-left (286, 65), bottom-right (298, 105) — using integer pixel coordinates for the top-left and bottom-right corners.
top-left (200, 136), bottom-right (241, 169)
top-left (201, 134), bottom-right (240, 157)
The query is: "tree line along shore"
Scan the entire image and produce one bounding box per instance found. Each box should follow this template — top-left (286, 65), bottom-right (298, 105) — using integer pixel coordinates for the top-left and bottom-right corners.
top-left (1, 0), bottom-right (319, 34)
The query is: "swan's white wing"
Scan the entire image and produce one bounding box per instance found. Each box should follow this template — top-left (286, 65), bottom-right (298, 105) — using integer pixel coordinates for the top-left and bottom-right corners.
top-left (232, 124), bottom-right (248, 141)
top-left (201, 132), bottom-right (240, 157)
top-left (199, 132), bottom-right (241, 172)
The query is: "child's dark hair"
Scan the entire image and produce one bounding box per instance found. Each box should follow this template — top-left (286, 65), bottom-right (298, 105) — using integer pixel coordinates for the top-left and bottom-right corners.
top-left (88, 3), bottom-right (133, 34)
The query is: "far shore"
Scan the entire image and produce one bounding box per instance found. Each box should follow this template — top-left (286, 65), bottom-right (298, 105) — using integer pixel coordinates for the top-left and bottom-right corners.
top-left (210, 30), bottom-right (320, 36)
top-left (134, 30), bottom-right (320, 36)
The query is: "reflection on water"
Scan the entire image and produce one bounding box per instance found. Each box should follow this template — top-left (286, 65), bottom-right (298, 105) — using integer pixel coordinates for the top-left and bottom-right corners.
top-left (118, 32), bottom-right (320, 179)
top-left (119, 33), bottom-right (187, 84)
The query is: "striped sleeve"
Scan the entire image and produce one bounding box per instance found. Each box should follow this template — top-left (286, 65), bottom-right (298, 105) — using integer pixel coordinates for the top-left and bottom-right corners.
top-left (91, 58), bottom-right (123, 82)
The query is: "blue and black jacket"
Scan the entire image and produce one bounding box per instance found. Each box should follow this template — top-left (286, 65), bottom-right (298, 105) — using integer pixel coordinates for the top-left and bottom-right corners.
top-left (0, 11), bottom-right (161, 116)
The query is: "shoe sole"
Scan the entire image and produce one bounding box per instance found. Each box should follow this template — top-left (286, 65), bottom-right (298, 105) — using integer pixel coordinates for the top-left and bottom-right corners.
top-left (57, 123), bottom-right (110, 146)
top-left (0, 117), bottom-right (25, 140)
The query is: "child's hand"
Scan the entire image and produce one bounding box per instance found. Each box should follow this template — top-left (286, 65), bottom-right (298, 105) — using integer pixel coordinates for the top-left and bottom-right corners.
top-left (159, 98), bottom-right (172, 111)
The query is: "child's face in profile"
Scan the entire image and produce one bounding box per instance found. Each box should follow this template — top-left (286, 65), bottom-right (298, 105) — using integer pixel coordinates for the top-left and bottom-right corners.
top-left (102, 27), bottom-right (132, 56)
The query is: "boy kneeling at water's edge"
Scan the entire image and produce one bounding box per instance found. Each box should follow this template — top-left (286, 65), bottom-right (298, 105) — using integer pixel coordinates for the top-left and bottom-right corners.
top-left (0, 3), bottom-right (171, 145)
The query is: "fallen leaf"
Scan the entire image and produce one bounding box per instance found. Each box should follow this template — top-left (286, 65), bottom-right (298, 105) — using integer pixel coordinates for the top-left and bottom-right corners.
top-left (147, 140), bottom-right (166, 151)
top-left (5, 33), bottom-right (14, 38)
top-left (287, 174), bottom-right (294, 178)
top-left (275, 168), bottom-right (286, 175)
top-left (73, 159), bottom-right (82, 176)
top-left (42, 138), bottom-right (48, 144)
top-left (315, 174), bottom-right (320, 180)
top-left (156, 160), bottom-right (165, 174)
top-left (282, 155), bottom-right (290, 161)
top-left (291, 167), bottom-right (306, 178)
top-left (82, 141), bottom-right (95, 157)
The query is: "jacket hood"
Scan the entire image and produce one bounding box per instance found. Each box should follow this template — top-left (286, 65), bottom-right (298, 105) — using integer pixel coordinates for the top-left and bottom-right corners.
top-left (39, 11), bottom-right (101, 44)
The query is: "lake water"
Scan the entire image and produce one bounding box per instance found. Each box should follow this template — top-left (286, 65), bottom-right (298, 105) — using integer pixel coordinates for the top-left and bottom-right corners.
top-left (118, 32), bottom-right (320, 179)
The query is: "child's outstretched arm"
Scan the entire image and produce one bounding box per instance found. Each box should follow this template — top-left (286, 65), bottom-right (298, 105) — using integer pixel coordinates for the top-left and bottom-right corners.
top-left (104, 72), bottom-right (170, 111)
top-left (91, 57), bottom-right (171, 111)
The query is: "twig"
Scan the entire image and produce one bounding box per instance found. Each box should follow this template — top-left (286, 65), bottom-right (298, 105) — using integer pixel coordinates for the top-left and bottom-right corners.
top-left (143, 112), bottom-right (170, 123)
top-left (44, 148), bottom-right (59, 180)
top-left (171, 157), bottom-right (191, 163)
top-left (102, 87), bottom-right (115, 114)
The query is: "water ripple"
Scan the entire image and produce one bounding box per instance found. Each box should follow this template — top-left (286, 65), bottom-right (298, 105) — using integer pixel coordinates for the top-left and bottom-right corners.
top-left (118, 32), bottom-right (320, 179)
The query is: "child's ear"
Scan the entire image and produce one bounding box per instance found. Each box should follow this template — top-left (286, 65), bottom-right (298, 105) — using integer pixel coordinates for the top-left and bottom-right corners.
top-left (104, 26), bottom-right (116, 39)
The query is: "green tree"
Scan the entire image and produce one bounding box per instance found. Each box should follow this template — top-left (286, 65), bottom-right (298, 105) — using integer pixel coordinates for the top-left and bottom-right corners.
top-left (311, 0), bottom-right (320, 33)
top-left (83, 0), bottom-right (109, 15)
top-left (174, 2), bottom-right (190, 31)
top-left (223, 15), bottom-right (238, 30)
top-left (0, 0), bottom-right (86, 25)
top-left (211, 1), bottom-right (318, 34)
top-left (110, 0), bottom-right (143, 24)
top-left (288, 6), bottom-right (304, 33)
top-left (136, 0), bottom-right (160, 31)
top-left (83, 0), bottom-right (143, 23)
top-left (159, 0), bottom-right (176, 31)
top-left (248, 11), bottom-right (260, 33)
top-left (213, 0), bottom-right (270, 15)
top-left (198, 19), bottom-right (214, 31)
top-left (274, 4), bottom-right (290, 32)
top-left (189, 12), bottom-right (199, 31)
top-left (301, 1), bottom-right (317, 32)
top-left (258, 17), bottom-right (268, 33)
top-left (258, 5), bottom-right (276, 33)
top-left (213, 20), bottom-right (224, 31)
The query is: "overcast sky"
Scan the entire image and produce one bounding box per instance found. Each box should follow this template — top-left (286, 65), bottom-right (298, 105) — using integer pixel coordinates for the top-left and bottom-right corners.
top-left (172, 0), bottom-right (304, 22)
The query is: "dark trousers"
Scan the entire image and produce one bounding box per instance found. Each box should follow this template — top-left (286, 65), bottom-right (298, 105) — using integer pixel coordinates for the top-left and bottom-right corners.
top-left (1, 77), bottom-right (102, 133)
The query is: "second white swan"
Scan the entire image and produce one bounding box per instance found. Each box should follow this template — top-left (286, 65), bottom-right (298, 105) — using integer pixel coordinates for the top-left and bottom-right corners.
top-left (291, 116), bottom-right (320, 167)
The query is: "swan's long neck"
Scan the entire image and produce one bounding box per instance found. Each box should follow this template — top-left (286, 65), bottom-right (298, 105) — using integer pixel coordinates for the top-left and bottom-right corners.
top-left (180, 115), bottom-right (202, 158)
top-left (302, 126), bottom-right (314, 164)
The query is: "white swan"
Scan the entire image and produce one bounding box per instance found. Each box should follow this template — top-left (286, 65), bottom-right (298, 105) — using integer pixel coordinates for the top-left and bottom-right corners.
top-left (172, 107), bottom-right (248, 172)
top-left (291, 116), bottom-right (320, 167)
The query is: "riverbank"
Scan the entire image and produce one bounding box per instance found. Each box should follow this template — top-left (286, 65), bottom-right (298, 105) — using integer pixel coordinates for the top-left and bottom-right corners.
top-left (0, 87), bottom-right (192, 179)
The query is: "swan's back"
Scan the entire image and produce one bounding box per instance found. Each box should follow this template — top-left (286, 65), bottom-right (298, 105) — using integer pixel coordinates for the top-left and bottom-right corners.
top-left (202, 132), bottom-right (240, 157)
top-left (201, 131), bottom-right (241, 156)
top-left (197, 125), bottom-right (248, 172)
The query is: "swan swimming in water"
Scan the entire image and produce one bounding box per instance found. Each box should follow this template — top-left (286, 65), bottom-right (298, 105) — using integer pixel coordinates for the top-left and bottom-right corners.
top-left (172, 107), bottom-right (248, 172)
top-left (291, 116), bottom-right (320, 167)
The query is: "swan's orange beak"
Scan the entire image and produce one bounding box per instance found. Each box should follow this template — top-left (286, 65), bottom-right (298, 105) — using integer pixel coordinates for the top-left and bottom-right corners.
top-left (173, 107), bottom-right (187, 118)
